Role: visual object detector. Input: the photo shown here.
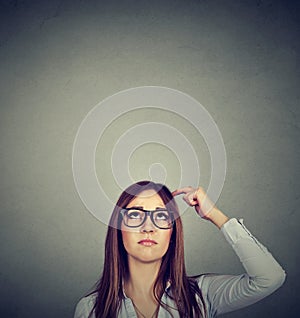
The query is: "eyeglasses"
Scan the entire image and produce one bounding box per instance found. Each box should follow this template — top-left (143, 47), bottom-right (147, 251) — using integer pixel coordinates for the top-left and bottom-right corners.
top-left (120, 208), bottom-right (174, 229)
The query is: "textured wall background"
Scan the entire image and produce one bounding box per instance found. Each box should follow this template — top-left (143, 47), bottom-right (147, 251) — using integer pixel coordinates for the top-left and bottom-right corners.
top-left (0, 0), bottom-right (299, 317)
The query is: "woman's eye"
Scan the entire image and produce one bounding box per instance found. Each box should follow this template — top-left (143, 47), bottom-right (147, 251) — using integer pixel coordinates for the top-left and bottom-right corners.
top-left (128, 211), bottom-right (142, 219)
top-left (156, 212), bottom-right (169, 220)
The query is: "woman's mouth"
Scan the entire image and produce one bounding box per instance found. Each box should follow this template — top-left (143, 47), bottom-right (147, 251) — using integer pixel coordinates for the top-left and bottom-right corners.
top-left (138, 239), bottom-right (158, 246)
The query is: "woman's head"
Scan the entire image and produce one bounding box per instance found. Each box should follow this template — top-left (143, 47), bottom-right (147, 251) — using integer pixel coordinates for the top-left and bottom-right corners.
top-left (106, 181), bottom-right (184, 281)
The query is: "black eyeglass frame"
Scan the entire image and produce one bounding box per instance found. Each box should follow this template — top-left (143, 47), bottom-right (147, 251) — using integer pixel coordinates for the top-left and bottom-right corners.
top-left (120, 208), bottom-right (174, 230)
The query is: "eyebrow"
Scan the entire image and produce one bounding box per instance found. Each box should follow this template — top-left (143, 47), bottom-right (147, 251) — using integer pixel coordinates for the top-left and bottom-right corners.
top-left (129, 205), bottom-right (165, 210)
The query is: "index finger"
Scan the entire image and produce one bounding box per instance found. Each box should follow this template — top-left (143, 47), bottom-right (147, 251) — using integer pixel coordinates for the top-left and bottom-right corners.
top-left (172, 186), bottom-right (194, 197)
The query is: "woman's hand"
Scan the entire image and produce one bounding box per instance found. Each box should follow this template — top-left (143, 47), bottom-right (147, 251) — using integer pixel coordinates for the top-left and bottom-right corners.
top-left (172, 186), bottom-right (215, 218)
top-left (172, 186), bottom-right (229, 229)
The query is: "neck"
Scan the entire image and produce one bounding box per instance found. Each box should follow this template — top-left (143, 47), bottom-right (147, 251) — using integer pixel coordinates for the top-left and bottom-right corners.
top-left (125, 257), bottom-right (162, 298)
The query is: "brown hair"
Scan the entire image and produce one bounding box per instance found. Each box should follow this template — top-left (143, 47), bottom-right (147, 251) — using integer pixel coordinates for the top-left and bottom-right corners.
top-left (86, 181), bottom-right (207, 317)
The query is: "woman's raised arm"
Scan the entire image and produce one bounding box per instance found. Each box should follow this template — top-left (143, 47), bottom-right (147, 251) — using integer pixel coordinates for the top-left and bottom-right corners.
top-left (172, 186), bottom-right (286, 315)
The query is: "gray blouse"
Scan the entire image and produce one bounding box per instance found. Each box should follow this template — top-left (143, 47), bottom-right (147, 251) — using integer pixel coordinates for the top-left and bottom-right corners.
top-left (74, 218), bottom-right (286, 317)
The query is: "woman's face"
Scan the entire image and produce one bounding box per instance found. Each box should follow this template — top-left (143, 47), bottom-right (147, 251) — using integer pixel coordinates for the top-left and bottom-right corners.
top-left (121, 189), bottom-right (173, 264)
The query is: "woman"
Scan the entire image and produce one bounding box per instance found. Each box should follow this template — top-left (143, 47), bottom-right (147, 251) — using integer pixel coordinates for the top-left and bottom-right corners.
top-left (74, 181), bottom-right (286, 318)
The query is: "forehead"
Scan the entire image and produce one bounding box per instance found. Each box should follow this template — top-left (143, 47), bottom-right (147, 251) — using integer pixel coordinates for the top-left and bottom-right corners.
top-left (127, 189), bottom-right (165, 208)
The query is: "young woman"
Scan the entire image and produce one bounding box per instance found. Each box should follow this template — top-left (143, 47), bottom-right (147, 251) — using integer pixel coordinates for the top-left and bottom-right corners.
top-left (74, 181), bottom-right (286, 318)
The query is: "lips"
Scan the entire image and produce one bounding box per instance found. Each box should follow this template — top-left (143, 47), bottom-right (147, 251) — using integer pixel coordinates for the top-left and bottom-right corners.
top-left (138, 239), bottom-right (158, 246)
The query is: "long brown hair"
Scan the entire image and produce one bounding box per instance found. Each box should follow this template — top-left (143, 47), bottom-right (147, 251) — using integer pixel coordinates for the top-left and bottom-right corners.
top-left (86, 181), bottom-right (207, 317)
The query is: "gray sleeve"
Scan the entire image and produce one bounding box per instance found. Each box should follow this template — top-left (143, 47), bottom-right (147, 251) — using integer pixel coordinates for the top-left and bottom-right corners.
top-left (200, 218), bottom-right (286, 316)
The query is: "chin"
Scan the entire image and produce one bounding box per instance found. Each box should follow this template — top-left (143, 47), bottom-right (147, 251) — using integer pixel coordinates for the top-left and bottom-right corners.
top-left (131, 254), bottom-right (163, 264)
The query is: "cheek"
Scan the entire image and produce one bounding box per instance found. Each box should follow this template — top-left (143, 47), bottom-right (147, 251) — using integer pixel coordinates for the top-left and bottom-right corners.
top-left (121, 229), bottom-right (129, 250)
top-left (121, 228), bottom-right (136, 252)
top-left (161, 230), bottom-right (173, 250)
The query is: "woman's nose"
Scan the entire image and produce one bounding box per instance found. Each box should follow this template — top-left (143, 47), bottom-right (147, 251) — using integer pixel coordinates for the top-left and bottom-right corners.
top-left (141, 215), bottom-right (156, 232)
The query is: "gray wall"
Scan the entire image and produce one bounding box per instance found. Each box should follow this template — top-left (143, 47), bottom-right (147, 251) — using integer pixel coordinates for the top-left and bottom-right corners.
top-left (0, 0), bottom-right (299, 317)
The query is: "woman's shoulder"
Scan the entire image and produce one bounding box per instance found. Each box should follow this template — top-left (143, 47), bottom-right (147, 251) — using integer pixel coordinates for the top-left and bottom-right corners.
top-left (74, 292), bottom-right (97, 318)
